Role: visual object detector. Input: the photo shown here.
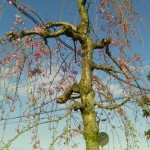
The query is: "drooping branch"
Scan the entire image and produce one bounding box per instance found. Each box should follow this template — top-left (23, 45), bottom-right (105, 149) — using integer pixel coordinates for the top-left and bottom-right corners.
top-left (94, 97), bottom-right (131, 110)
top-left (56, 83), bottom-right (80, 104)
top-left (105, 47), bottom-right (143, 92)
top-left (1, 115), bottom-right (67, 149)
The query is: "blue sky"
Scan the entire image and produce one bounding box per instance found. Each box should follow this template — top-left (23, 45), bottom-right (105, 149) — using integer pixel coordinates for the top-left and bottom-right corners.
top-left (0, 0), bottom-right (150, 150)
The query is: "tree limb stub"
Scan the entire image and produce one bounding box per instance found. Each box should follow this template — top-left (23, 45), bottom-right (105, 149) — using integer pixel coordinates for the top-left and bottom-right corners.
top-left (94, 37), bottom-right (111, 49)
top-left (69, 101), bottom-right (82, 111)
top-left (94, 97), bottom-right (130, 110)
top-left (56, 83), bottom-right (80, 104)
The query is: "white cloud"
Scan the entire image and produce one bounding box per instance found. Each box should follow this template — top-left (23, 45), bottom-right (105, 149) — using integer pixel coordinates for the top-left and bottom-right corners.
top-left (109, 84), bottom-right (123, 97)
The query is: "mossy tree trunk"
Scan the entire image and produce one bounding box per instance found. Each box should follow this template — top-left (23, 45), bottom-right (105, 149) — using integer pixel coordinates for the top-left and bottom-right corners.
top-left (77, 1), bottom-right (99, 148)
top-left (79, 37), bottom-right (99, 150)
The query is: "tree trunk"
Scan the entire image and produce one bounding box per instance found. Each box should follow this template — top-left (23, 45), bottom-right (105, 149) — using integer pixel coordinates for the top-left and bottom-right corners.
top-left (79, 37), bottom-right (99, 150)
top-left (81, 98), bottom-right (99, 150)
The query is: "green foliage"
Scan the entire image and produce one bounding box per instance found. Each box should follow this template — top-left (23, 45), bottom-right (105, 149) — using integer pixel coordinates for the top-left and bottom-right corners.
top-left (0, 5), bottom-right (3, 17)
top-left (139, 96), bottom-right (150, 139)
top-left (147, 72), bottom-right (150, 81)
top-left (145, 130), bottom-right (150, 139)
top-left (139, 96), bottom-right (150, 108)
top-left (142, 109), bottom-right (150, 117)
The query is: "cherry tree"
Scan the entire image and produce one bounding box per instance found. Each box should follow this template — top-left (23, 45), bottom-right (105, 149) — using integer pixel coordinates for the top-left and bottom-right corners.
top-left (0, 0), bottom-right (150, 150)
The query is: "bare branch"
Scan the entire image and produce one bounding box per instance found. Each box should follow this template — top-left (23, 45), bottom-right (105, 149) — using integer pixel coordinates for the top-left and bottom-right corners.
top-left (45, 21), bottom-right (76, 31)
top-left (94, 97), bottom-right (130, 110)
top-left (92, 62), bottom-right (122, 73)
top-left (3, 21), bottom-right (80, 42)
top-left (5, 27), bottom-right (67, 41)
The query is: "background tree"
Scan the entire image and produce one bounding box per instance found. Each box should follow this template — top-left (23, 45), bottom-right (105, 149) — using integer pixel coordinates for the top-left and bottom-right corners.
top-left (0, 0), bottom-right (150, 150)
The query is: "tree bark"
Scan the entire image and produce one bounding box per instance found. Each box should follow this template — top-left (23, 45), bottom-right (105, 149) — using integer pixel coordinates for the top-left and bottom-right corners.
top-left (79, 37), bottom-right (99, 150)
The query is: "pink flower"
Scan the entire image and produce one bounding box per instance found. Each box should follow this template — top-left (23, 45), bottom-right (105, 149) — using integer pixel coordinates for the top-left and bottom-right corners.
top-left (34, 27), bottom-right (44, 34)
top-left (34, 50), bottom-right (43, 60)
top-left (28, 68), bottom-right (42, 78)
top-left (100, 0), bottom-right (106, 4)
top-left (33, 143), bottom-right (37, 149)
top-left (55, 85), bottom-right (62, 92)
top-left (72, 70), bottom-right (78, 74)
top-left (121, 23), bottom-right (128, 33)
top-left (100, 6), bottom-right (105, 12)
top-left (71, 143), bottom-right (78, 148)
top-left (0, 73), bottom-right (7, 78)
top-left (25, 114), bottom-right (30, 118)
top-left (126, 78), bottom-right (131, 83)
top-left (134, 55), bottom-right (141, 61)
top-left (15, 14), bottom-right (20, 21)
top-left (110, 41), bottom-right (119, 46)
top-left (118, 58), bottom-right (121, 63)
top-left (35, 140), bottom-right (40, 144)
top-left (92, 74), bottom-right (98, 81)
top-left (118, 58), bottom-right (128, 67)
top-left (31, 42), bottom-right (40, 47)
top-left (9, 0), bottom-right (13, 5)
top-left (17, 37), bottom-right (21, 42)
top-left (10, 106), bottom-right (15, 112)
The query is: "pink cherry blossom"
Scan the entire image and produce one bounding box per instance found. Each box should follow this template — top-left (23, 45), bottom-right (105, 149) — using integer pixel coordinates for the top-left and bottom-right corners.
top-left (0, 73), bottom-right (7, 78)
top-left (34, 27), bottom-right (45, 34)
top-left (9, 0), bottom-right (13, 5)
top-left (31, 42), bottom-right (40, 47)
top-left (10, 106), bottom-right (15, 112)
top-left (100, 7), bottom-right (105, 12)
top-left (34, 50), bottom-right (43, 60)
top-left (134, 55), bottom-right (141, 61)
top-left (100, 0), bottom-right (106, 4)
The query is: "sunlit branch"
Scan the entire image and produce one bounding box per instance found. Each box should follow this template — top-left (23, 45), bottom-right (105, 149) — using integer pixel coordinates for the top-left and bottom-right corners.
top-left (94, 97), bottom-right (130, 110)
top-left (45, 21), bottom-right (81, 40)
top-left (92, 62), bottom-right (122, 74)
top-left (56, 83), bottom-right (80, 104)
top-left (45, 21), bottom-right (76, 31)
top-left (5, 28), bottom-right (67, 41)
